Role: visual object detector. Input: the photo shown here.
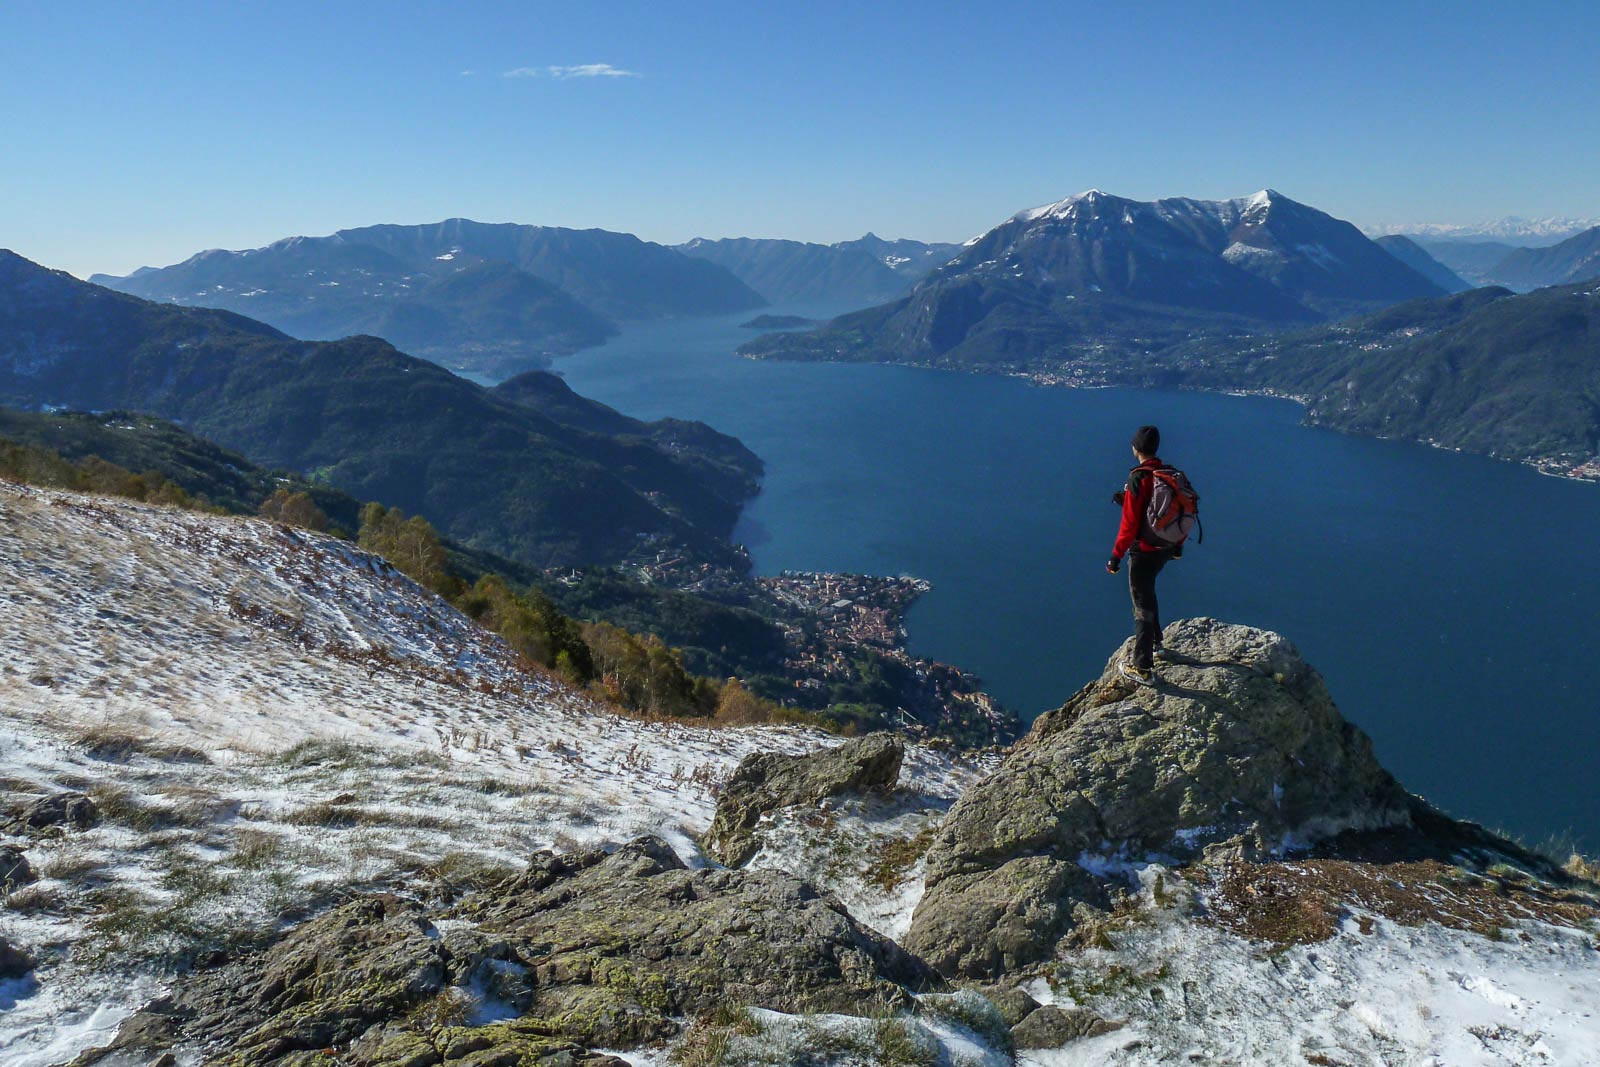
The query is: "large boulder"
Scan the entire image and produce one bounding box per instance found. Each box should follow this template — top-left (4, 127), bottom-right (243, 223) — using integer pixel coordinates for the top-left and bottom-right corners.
top-left (81, 836), bottom-right (939, 1066)
top-left (702, 733), bottom-right (904, 866)
top-left (905, 619), bottom-right (1411, 977)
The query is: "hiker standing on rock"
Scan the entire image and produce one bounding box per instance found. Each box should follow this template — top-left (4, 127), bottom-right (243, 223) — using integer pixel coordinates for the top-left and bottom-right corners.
top-left (1106, 425), bottom-right (1200, 685)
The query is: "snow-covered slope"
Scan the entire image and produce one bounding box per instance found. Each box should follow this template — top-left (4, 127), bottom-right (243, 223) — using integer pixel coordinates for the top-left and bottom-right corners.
top-left (1015, 865), bottom-right (1600, 1067)
top-left (3, 483), bottom-right (1597, 1067)
top-left (0, 484), bottom-right (977, 1064)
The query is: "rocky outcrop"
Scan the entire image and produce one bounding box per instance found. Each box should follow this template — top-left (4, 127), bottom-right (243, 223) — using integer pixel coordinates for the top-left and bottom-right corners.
top-left (83, 836), bottom-right (938, 1066)
top-left (702, 734), bottom-right (904, 866)
top-left (905, 619), bottom-right (1412, 977)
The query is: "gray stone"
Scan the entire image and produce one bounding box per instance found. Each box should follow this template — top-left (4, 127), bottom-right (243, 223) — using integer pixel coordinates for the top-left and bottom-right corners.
top-left (905, 619), bottom-right (1412, 978)
top-left (20, 791), bottom-right (100, 830)
top-left (702, 733), bottom-right (904, 866)
top-left (0, 845), bottom-right (36, 891)
top-left (908, 859), bottom-right (1109, 978)
top-left (981, 985), bottom-right (1041, 1027)
top-left (1010, 1005), bottom-right (1121, 1049)
top-left (81, 835), bottom-right (939, 1065)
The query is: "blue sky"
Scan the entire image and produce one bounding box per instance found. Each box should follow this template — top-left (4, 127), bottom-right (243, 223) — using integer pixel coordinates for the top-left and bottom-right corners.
top-left (3, 0), bottom-right (1597, 277)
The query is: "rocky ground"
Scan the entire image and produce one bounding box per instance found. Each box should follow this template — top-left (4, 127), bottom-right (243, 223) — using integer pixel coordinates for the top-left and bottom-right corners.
top-left (2, 484), bottom-right (1598, 1066)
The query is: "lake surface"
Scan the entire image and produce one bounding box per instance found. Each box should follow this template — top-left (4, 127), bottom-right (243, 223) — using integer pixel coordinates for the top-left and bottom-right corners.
top-left (541, 305), bottom-right (1600, 852)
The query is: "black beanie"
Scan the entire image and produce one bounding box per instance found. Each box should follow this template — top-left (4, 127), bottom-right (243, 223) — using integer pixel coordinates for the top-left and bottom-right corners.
top-left (1131, 425), bottom-right (1160, 455)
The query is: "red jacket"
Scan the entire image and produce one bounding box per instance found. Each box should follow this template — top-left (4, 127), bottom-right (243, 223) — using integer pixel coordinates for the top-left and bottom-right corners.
top-left (1113, 456), bottom-right (1167, 559)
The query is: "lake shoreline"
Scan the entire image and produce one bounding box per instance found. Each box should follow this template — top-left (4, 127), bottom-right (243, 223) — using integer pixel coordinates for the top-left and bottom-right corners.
top-left (741, 348), bottom-right (1600, 486)
top-left (553, 311), bottom-right (1600, 849)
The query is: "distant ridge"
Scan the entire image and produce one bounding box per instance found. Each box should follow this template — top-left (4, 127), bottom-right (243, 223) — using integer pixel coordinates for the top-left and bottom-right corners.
top-left (1158, 283), bottom-right (1600, 478)
top-left (742, 188), bottom-right (1445, 370)
top-left (91, 219), bottom-right (766, 376)
top-left (1410, 238), bottom-right (1526, 287)
top-left (2, 249), bottom-right (762, 569)
top-left (1373, 235), bottom-right (1473, 293)
top-left (1487, 225), bottom-right (1600, 291)
top-left (677, 233), bottom-right (960, 307)
top-left (1364, 215), bottom-right (1600, 247)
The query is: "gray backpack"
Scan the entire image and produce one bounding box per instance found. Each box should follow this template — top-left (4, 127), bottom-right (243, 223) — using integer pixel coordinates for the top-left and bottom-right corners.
top-left (1134, 466), bottom-right (1201, 548)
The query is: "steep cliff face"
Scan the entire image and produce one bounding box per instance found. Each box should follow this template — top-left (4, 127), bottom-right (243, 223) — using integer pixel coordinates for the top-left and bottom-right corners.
top-left (904, 619), bottom-right (1414, 977)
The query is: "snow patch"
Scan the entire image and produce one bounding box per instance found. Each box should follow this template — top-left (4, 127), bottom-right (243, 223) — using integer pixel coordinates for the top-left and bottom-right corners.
top-left (1023, 895), bottom-right (1600, 1066)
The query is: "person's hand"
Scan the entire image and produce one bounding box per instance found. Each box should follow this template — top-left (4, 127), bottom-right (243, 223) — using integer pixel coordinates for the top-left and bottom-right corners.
top-left (1112, 489), bottom-right (1126, 506)
top-left (1106, 556), bottom-right (1121, 574)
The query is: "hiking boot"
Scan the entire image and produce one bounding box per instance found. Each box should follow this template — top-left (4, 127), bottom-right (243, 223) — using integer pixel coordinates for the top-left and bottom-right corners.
top-left (1118, 660), bottom-right (1156, 687)
top-left (1153, 646), bottom-right (1175, 663)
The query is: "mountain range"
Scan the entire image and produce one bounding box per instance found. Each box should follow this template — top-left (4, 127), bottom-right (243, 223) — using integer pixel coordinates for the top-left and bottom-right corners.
top-left (90, 219), bottom-right (767, 377)
top-left (741, 188), bottom-right (1448, 370)
top-left (676, 233), bottom-right (961, 307)
top-left (1409, 226), bottom-right (1600, 292)
top-left (1144, 282), bottom-right (1600, 472)
top-left (1485, 226), bottom-right (1600, 292)
top-left (1364, 215), bottom-right (1600, 245)
top-left (2, 250), bottom-right (760, 568)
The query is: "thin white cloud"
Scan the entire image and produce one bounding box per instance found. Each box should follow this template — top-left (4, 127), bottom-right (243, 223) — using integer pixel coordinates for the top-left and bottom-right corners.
top-left (502, 63), bottom-right (640, 79)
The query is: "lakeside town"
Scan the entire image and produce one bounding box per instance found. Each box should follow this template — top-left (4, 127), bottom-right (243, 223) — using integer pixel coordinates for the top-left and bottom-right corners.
top-left (548, 554), bottom-right (1017, 744)
top-left (756, 570), bottom-right (1013, 743)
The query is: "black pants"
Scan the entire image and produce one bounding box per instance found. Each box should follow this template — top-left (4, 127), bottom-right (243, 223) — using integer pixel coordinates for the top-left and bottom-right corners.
top-left (1128, 547), bottom-right (1171, 669)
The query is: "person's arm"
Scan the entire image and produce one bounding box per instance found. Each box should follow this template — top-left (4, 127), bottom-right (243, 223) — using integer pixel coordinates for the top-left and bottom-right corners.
top-left (1109, 473), bottom-right (1144, 566)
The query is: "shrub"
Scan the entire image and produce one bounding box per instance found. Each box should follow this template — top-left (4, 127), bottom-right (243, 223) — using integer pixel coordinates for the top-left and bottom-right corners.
top-left (359, 503), bottom-right (460, 596)
top-left (259, 487), bottom-right (331, 531)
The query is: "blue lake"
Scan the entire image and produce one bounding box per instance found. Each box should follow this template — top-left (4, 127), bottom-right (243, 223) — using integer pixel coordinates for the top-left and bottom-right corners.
top-left (542, 306), bottom-right (1600, 852)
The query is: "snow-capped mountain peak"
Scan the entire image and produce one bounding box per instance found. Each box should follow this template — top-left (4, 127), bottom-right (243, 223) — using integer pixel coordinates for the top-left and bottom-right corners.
top-left (1015, 187), bottom-right (1116, 223)
top-left (1362, 214), bottom-right (1600, 246)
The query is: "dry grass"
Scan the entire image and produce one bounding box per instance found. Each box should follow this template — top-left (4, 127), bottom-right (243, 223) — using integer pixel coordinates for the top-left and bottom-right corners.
top-left (5, 883), bottom-right (69, 915)
top-left (227, 829), bottom-right (286, 871)
top-left (865, 825), bottom-right (938, 891)
top-left (37, 848), bottom-right (105, 883)
top-left (73, 725), bottom-right (210, 765)
top-left (87, 783), bottom-right (210, 832)
top-left (154, 784), bottom-right (237, 825)
top-left (1206, 858), bottom-right (1600, 947)
top-left (274, 738), bottom-right (373, 768)
top-left (1566, 853), bottom-right (1600, 885)
top-left (670, 1024), bottom-right (733, 1067)
top-left (670, 1004), bottom-right (761, 1067)
top-left (419, 851), bottom-right (520, 900)
top-left (283, 799), bottom-right (459, 831)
